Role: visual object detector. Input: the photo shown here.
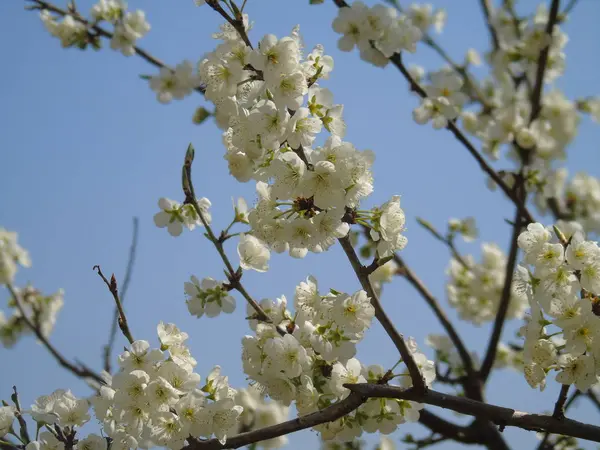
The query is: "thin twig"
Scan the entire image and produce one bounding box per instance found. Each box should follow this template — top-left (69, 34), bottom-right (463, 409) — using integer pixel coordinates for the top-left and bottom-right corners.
top-left (392, 254), bottom-right (480, 399)
top-left (561, 0), bottom-right (579, 18)
top-left (416, 217), bottom-right (469, 269)
top-left (5, 283), bottom-right (104, 385)
top-left (479, 177), bottom-right (525, 381)
top-left (385, 0), bottom-right (491, 109)
top-left (11, 387), bottom-right (30, 444)
top-left (587, 390), bottom-right (600, 411)
top-left (479, 0), bottom-right (500, 50)
top-left (386, 52), bottom-right (535, 224)
top-left (103, 217), bottom-right (138, 373)
top-left (345, 384), bottom-right (600, 443)
top-left (529, 0), bottom-right (561, 123)
top-left (358, 220), bottom-right (480, 400)
top-left (180, 143), bottom-right (271, 323)
top-left (338, 234), bottom-right (426, 392)
top-left (205, 0), bottom-right (253, 49)
top-left (93, 266), bottom-right (135, 344)
top-left (25, 0), bottom-right (205, 94)
top-left (537, 390), bottom-right (581, 450)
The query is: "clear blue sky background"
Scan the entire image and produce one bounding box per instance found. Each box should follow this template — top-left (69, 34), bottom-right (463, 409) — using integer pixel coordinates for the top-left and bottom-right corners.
top-left (1, 0), bottom-right (600, 448)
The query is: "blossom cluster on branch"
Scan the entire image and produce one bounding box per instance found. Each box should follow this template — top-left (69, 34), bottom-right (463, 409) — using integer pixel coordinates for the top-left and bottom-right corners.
top-left (4, 0), bottom-right (600, 449)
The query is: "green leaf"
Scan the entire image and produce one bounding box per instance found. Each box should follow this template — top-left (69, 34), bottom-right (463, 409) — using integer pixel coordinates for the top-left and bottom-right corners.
top-left (192, 107), bottom-right (212, 125)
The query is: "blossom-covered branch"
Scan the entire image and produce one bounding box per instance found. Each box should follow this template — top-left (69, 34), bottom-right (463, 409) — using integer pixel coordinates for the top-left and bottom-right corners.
top-left (345, 384), bottom-right (600, 443)
top-left (338, 235), bottom-right (426, 392)
top-left (5, 283), bottom-right (104, 385)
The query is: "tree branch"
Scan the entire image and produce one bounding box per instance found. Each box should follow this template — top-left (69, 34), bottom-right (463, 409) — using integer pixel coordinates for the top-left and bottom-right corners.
top-left (103, 217), bottom-right (138, 373)
top-left (5, 283), bottom-right (104, 385)
top-left (205, 0), bottom-right (253, 49)
top-left (417, 410), bottom-right (478, 444)
top-left (338, 234), bottom-right (426, 392)
top-left (392, 254), bottom-right (481, 399)
top-left (386, 52), bottom-right (535, 225)
top-left (529, 0), bottom-right (561, 123)
top-left (180, 143), bottom-right (272, 324)
top-left (384, 0), bottom-right (491, 109)
top-left (479, 0), bottom-right (500, 50)
top-left (415, 217), bottom-right (469, 269)
top-left (93, 266), bottom-right (135, 345)
top-left (479, 178), bottom-right (525, 381)
top-left (25, 0), bottom-right (206, 94)
top-left (185, 392), bottom-right (366, 449)
top-left (553, 385), bottom-right (570, 419)
top-left (345, 384), bottom-right (600, 443)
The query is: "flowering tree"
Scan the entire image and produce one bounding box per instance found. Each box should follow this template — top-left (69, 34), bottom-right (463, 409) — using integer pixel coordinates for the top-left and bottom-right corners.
top-left (2, 0), bottom-right (600, 449)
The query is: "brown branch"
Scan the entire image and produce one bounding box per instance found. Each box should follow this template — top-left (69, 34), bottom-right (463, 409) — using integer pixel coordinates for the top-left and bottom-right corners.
top-left (181, 143), bottom-right (271, 324)
top-left (93, 266), bottom-right (135, 345)
top-left (5, 283), bottom-right (104, 385)
top-left (421, 35), bottom-right (492, 110)
top-left (418, 410), bottom-right (477, 444)
top-left (553, 385), bottom-right (571, 419)
top-left (331, 0), bottom-right (535, 224)
top-left (386, 52), bottom-right (535, 225)
top-left (392, 254), bottom-right (481, 399)
top-left (103, 217), bottom-right (138, 373)
top-left (561, 0), bottom-right (579, 18)
top-left (479, 0), bottom-right (500, 50)
top-left (416, 217), bottom-right (469, 269)
top-left (529, 0), bottom-right (561, 123)
top-left (586, 390), bottom-right (600, 412)
top-left (205, 0), bottom-right (253, 49)
top-left (345, 384), bottom-right (600, 443)
top-left (479, 179), bottom-right (525, 381)
top-left (384, 1), bottom-right (491, 109)
top-left (184, 392), bottom-right (365, 449)
top-left (25, 0), bottom-right (206, 94)
top-left (338, 235), bottom-right (426, 392)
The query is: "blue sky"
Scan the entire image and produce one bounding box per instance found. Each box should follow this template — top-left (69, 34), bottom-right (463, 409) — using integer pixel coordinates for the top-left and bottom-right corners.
top-left (1, 0), bottom-right (600, 448)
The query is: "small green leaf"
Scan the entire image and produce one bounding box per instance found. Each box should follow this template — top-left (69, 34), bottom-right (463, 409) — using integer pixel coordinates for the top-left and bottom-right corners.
top-left (192, 107), bottom-right (211, 125)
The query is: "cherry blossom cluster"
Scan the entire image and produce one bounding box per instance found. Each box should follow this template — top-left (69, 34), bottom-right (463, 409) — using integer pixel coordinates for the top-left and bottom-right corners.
top-left (0, 286), bottom-right (64, 348)
top-left (426, 335), bottom-right (524, 379)
top-left (0, 228), bottom-right (31, 285)
top-left (0, 405), bottom-right (15, 439)
top-left (448, 217), bottom-right (478, 242)
top-left (425, 334), bottom-right (474, 378)
top-left (329, 2), bottom-right (600, 242)
top-left (235, 386), bottom-right (290, 449)
top-left (458, 4), bottom-right (577, 164)
top-left (331, 2), bottom-right (439, 67)
top-left (0, 229), bottom-right (63, 348)
top-left (10, 323), bottom-right (249, 450)
top-left (446, 243), bottom-right (528, 325)
top-left (153, 197), bottom-right (212, 237)
top-left (39, 0), bottom-right (150, 55)
top-left (184, 276), bottom-right (236, 318)
top-left (149, 18), bottom-right (410, 266)
top-left (238, 276), bottom-right (434, 442)
top-left (534, 170), bottom-right (600, 235)
top-left (517, 223), bottom-right (600, 392)
top-left (321, 435), bottom-right (397, 450)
